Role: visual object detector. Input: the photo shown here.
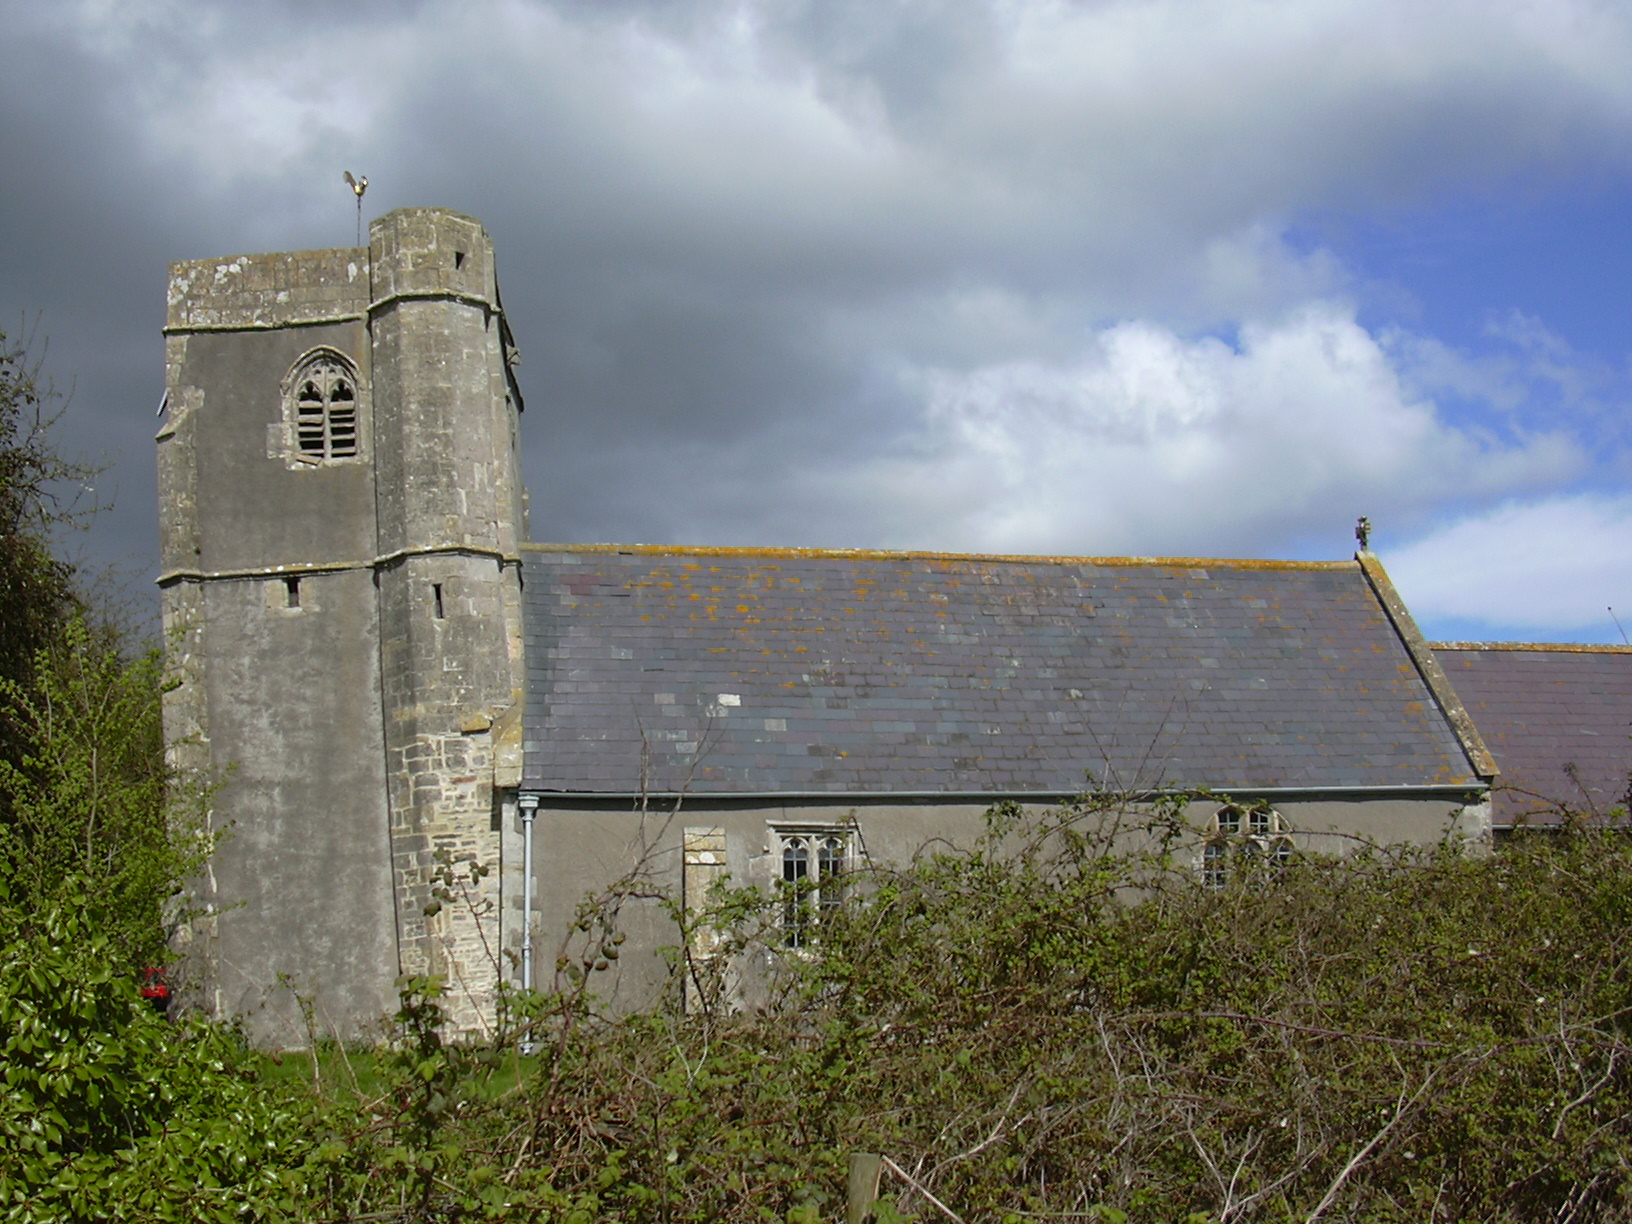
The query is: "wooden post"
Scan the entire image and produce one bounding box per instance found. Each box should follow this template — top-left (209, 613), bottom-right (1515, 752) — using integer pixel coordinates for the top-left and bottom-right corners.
top-left (847, 1152), bottom-right (883, 1224)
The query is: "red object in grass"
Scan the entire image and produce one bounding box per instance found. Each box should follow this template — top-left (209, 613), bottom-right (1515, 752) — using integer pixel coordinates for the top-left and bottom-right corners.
top-left (139, 967), bottom-right (171, 1011)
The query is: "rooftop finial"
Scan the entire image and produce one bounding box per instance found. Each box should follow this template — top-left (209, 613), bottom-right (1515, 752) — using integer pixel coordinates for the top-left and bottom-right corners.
top-left (342, 171), bottom-right (369, 246)
top-left (1355, 516), bottom-right (1372, 552)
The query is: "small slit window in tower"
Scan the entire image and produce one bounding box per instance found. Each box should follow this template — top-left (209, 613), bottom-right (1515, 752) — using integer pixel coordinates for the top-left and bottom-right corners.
top-left (433, 583), bottom-right (445, 619)
top-left (284, 576), bottom-right (301, 609)
top-left (454, 250), bottom-right (466, 269)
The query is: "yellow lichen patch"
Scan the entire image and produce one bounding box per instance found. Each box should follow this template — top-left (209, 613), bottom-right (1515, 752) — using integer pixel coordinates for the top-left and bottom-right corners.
top-left (523, 541), bottom-right (1358, 571)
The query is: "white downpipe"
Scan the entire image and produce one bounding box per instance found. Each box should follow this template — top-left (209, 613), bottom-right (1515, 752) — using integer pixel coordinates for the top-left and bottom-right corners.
top-left (520, 793), bottom-right (538, 993)
top-left (519, 792), bottom-right (538, 1055)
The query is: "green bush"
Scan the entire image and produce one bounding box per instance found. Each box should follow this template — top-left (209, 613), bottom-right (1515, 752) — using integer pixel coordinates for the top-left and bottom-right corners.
top-left (0, 884), bottom-right (309, 1222)
top-left (10, 800), bottom-right (1632, 1222)
top-left (0, 618), bottom-right (214, 967)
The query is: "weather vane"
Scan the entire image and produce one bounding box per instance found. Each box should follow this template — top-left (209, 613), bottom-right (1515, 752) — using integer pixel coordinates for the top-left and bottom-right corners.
top-left (1355, 516), bottom-right (1371, 551)
top-left (343, 171), bottom-right (369, 246)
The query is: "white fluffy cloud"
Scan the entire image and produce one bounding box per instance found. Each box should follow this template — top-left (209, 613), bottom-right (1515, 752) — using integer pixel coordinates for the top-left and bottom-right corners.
top-left (841, 303), bottom-right (1583, 557)
top-left (1386, 495), bottom-right (1632, 636)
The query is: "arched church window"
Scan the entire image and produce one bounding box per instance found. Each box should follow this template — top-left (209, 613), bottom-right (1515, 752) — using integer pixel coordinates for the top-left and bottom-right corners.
top-left (779, 828), bottom-right (852, 948)
top-left (1203, 804), bottom-right (1292, 889)
top-left (283, 351), bottom-right (360, 461)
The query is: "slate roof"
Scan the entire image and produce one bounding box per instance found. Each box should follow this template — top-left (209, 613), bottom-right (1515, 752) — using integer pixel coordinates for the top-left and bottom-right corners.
top-left (1433, 644), bottom-right (1632, 826)
top-left (520, 545), bottom-right (1482, 796)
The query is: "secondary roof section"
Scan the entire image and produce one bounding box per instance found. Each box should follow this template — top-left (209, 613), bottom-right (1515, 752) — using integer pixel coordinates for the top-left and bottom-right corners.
top-left (1433, 644), bottom-right (1632, 826)
top-left (520, 545), bottom-right (1485, 797)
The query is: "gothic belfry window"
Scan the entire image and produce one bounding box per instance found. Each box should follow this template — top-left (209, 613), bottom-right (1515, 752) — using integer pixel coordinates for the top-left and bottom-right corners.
top-left (282, 350), bottom-right (360, 461)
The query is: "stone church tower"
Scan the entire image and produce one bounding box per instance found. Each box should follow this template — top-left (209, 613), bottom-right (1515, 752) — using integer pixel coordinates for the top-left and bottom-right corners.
top-left (157, 208), bottom-right (527, 1043)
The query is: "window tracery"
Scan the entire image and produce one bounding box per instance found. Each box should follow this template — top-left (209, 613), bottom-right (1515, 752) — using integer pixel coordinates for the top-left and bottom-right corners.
top-left (1203, 804), bottom-right (1292, 889)
top-left (281, 350), bottom-right (360, 462)
top-left (779, 828), bottom-right (851, 947)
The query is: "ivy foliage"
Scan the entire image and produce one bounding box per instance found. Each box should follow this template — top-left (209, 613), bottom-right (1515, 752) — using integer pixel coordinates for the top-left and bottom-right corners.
top-left (0, 884), bottom-right (309, 1223)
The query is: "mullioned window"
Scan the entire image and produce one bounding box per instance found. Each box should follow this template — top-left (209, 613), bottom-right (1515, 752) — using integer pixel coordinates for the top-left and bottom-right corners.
top-left (278, 349), bottom-right (361, 464)
top-left (1203, 804), bottom-right (1292, 889)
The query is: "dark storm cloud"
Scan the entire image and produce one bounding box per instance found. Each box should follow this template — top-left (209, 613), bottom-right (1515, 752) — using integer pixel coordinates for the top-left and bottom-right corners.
top-left (3, 0), bottom-right (1632, 636)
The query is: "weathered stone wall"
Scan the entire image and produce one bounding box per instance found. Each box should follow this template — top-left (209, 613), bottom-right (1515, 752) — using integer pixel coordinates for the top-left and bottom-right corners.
top-left (368, 209), bottom-right (526, 1035)
top-left (159, 210), bottom-right (528, 1044)
top-left (167, 247), bottom-right (369, 332)
top-left (159, 247), bottom-right (393, 1043)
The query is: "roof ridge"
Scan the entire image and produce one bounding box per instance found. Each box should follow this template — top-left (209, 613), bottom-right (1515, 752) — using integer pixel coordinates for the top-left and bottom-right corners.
top-left (520, 542), bottom-right (1355, 570)
top-left (1431, 641), bottom-right (1632, 654)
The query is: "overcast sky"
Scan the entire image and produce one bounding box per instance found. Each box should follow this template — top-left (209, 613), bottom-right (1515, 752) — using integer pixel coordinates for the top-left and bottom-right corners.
top-left (3, 0), bottom-right (1630, 643)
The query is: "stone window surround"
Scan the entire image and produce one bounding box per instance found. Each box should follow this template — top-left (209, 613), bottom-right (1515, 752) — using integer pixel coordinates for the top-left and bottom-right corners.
top-left (275, 346), bottom-right (364, 466)
top-left (1202, 804), bottom-right (1292, 889)
top-left (777, 824), bottom-right (853, 947)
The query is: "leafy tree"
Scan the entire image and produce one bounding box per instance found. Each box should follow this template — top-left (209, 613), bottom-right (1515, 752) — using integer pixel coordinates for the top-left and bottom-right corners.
top-left (0, 329), bottom-right (207, 966)
top-left (0, 619), bottom-right (213, 967)
top-left (0, 328), bottom-right (88, 703)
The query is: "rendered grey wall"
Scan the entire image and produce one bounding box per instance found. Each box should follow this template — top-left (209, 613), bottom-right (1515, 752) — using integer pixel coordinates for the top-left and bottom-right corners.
top-left (175, 325), bottom-right (376, 572)
top-left (159, 247), bottom-right (396, 1043)
top-left (196, 570), bottom-right (398, 1042)
top-left (520, 791), bottom-right (1486, 1012)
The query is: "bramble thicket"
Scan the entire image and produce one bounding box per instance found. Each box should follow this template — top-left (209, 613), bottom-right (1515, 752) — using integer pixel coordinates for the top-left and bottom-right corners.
top-left (7, 791), bottom-right (1632, 1222)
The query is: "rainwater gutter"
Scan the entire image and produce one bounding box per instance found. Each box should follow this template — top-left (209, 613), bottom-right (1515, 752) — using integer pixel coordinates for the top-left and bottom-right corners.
top-left (520, 783), bottom-right (1487, 804)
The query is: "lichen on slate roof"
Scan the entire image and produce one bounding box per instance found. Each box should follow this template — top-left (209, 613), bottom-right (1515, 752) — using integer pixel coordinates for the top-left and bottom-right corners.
top-left (520, 545), bottom-right (1481, 796)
